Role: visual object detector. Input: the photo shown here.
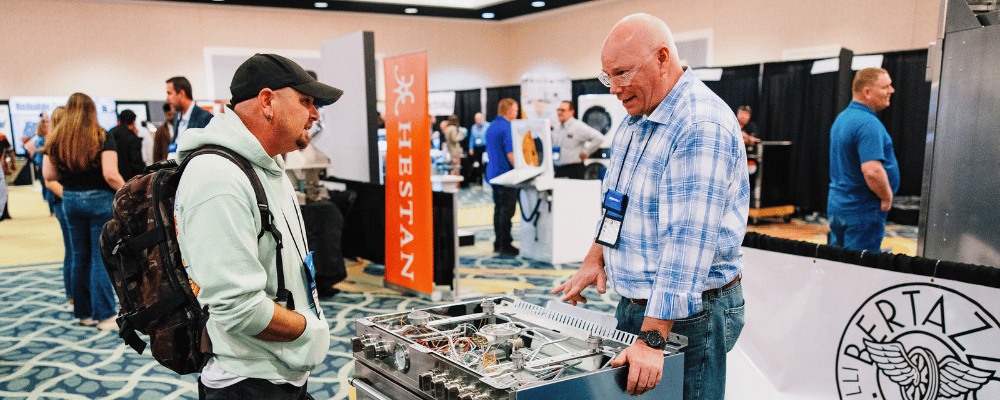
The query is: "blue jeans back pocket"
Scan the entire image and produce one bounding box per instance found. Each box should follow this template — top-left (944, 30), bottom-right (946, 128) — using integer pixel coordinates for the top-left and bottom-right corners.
top-left (724, 303), bottom-right (745, 352)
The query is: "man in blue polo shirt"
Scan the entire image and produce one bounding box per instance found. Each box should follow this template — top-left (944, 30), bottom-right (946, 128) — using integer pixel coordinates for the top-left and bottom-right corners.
top-left (828, 67), bottom-right (900, 253)
top-left (485, 98), bottom-right (519, 257)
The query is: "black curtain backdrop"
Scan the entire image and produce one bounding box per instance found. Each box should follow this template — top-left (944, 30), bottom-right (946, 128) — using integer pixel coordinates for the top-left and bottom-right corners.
top-left (760, 61), bottom-right (840, 215)
top-left (485, 85), bottom-right (520, 121)
top-left (453, 89), bottom-right (481, 129)
top-left (571, 78), bottom-right (607, 113)
top-left (466, 50), bottom-right (931, 218)
top-left (453, 88), bottom-right (481, 150)
top-left (876, 50), bottom-right (930, 197)
top-left (701, 64), bottom-right (761, 115)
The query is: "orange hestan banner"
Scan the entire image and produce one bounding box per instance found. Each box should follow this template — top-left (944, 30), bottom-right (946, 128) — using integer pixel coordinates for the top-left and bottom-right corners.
top-left (383, 52), bottom-right (433, 294)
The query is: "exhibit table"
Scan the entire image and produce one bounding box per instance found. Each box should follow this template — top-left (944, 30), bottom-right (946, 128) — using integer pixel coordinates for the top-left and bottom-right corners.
top-left (518, 178), bottom-right (602, 264)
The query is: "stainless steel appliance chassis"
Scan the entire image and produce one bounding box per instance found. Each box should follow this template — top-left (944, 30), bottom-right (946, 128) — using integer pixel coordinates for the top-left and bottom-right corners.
top-left (350, 297), bottom-right (686, 400)
top-left (918, 0), bottom-right (1000, 265)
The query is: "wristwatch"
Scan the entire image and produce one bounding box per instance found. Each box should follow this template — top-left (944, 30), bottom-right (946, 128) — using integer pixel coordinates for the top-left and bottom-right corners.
top-left (638, 330), bottom-right (666, 350)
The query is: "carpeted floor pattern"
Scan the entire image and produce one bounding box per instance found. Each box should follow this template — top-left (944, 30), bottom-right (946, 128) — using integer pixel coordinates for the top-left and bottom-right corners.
top-left (1, 258), bottom-right (611, 400)
top-left (0, 183), bottom-right (915, 399)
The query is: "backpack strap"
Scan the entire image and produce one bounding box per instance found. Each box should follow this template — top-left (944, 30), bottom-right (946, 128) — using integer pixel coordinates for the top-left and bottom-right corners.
top-left (178, 145), bottom-right (295, 311)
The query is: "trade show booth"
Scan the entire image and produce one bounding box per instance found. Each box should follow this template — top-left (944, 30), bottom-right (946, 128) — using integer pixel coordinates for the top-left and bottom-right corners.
top-left (490, 119), bottom-right (602, 264)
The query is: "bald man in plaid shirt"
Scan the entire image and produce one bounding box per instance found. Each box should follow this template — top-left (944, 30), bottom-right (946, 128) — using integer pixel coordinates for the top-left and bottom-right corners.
top-left (553, 14), bottom-right (749, 400)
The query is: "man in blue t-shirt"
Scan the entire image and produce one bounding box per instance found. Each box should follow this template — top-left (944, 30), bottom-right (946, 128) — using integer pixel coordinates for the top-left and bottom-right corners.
top-left (828, 68), bottom-right (900, 253)
top-left (485, 98), bottom-right (519, 257)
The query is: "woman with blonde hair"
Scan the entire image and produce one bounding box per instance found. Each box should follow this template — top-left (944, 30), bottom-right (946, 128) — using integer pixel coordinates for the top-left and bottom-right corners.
top-left (43, 93), bottom-right (124, 330)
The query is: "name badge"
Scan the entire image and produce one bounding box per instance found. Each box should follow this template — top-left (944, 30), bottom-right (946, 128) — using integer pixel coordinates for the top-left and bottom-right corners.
top-left (596, 190), bottom-right (628, 248)
top-left (302, 251), bottom-right (324, 319)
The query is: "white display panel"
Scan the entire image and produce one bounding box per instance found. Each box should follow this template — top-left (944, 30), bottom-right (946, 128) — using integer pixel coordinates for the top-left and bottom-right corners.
top-left (318, 31), bottom-right (377, 183)
top-left (726, 248), bottom-right (1000, 400)
top-left (8, 96), bottom-right (118, 155)
top-left (116, 103), bottom-right (148, 125)
top-left (518, 179), bottom-right (602, 265)
top-left (8, 96), bottom-right (66, 155)
top-left (93, 97), bottom-right (117, 132)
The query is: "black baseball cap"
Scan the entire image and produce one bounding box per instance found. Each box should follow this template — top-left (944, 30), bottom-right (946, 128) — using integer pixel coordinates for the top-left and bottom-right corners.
top-left (230, 53), bottom-right (344, 107)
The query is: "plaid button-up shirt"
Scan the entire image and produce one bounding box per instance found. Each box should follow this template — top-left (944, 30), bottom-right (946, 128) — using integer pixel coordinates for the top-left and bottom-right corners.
top-left (600, 68), bottom-right (750, 321)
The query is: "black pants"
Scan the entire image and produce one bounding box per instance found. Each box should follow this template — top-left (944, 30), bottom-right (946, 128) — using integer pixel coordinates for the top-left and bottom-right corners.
top-left (460, 155), bottom-right (474, 188)
top-left (554, 163), bottom-right (587, 179)
top-left (470, 147), bottom-right (486, 184)
top-left (492, 185), bottom-right (518, 250)
top-left (199, 378), bottom-right (311, 400)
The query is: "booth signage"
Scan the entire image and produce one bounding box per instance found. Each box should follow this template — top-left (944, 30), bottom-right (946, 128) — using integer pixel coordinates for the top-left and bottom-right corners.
top-left (836, 283), bottom-right (998, 400)
top-left (382, 52), bottom-right (433, 294)
top-left (8, 96), bottom-right (118, 155)
top-left (727, 248), bottom-right (1000, 400)
top-left (8, 96), bottom-right (67, 155)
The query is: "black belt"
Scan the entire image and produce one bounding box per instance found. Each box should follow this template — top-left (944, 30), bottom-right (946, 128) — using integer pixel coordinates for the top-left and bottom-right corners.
top-left (627, 274), bottom-right (741, 306)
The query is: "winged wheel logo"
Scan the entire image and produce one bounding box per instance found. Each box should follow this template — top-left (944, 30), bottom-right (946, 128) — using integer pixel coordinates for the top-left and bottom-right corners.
top-left (865, 340), bottom-right (994, 400)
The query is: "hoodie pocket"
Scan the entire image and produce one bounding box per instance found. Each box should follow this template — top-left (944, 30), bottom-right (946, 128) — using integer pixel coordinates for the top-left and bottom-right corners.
top-left (280, 314), bottom-right (331, 370)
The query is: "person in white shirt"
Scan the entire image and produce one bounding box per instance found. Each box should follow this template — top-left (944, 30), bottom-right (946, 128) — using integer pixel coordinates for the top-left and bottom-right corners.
top-left (551, 101), bottom-right (605, 179)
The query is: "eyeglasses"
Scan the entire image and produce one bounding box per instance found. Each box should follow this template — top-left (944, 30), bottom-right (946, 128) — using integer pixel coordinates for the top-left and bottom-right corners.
top-left (598, 50), bottom-right (660, 88)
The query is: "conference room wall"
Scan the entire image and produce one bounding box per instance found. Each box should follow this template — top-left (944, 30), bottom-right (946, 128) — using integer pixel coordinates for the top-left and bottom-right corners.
top-left (1, 0), bottom-right (938, 100)
top-left (504, 0), bottom-right (939, 84)
top-left (0, 0), bottom-right (511, 99)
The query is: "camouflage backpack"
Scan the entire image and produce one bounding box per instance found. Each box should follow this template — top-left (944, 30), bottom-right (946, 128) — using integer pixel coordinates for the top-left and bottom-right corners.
top-left (100, 145), bottom-right (291, 374)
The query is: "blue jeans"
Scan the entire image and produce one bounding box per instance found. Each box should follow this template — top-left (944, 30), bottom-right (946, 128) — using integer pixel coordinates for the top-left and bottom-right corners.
top-left (44, 185), bottom-right (60, 215)
top-left (54, 198), bottom-right (73, 301)
top-left (62, 190), bottom-right (117, 321)
top-left (616, 281), bottom-right (745, 400)
top-left (827, 211), bottom-right (886, 253)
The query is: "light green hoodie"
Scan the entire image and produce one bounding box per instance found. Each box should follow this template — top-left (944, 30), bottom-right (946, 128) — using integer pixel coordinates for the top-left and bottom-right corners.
top-left (174, 109), bottom-right (330, 380)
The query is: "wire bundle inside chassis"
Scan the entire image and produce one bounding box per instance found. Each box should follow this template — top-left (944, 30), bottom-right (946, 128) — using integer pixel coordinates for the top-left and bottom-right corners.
top-left (352, 297), bottom-right (686, 400)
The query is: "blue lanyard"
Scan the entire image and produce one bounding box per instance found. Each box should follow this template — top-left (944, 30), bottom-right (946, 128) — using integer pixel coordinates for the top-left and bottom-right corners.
top-left (613, 120), bottom-right (654, 196)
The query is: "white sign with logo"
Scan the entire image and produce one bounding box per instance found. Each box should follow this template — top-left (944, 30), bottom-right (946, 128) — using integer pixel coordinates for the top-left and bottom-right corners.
top-left (726, 248), bottom-right (1000, 400)
top-left (428, 91), bottom-right (455, 117)
top-left (8, 96), bottom-right (67, 155)
top-left (8, 96), bottom-right (118, 155)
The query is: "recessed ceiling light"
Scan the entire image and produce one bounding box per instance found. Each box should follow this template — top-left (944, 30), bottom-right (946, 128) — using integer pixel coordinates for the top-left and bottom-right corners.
top-left (404, 7), bottom-right (418, 13)
top-left (212, 0), bottom-right (223, 2)
top-left (314, 2), bottom-right (328, 8)
top-left (531, 1), bottom-right (545, 7)
top-left (482, 12), bottom-right (495, 19)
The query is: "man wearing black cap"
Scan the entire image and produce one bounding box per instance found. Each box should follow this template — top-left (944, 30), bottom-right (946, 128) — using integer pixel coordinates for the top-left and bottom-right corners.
top-left (173, 53), bottom-right (343, 400)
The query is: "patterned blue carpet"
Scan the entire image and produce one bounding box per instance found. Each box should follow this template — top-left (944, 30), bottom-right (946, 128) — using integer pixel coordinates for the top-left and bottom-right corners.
top-left (0, 186), bottom-right (623, 399)
top-left (1, 185), bottom-right (919, 399)
top-left (0, 257), bottom-right (616, 399)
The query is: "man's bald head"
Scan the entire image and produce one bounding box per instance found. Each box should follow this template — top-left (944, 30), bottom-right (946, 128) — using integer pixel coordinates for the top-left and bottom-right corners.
top-left (604, 14), bottom-right (678, 64)
top-left (601, 13), bottom-right (684, 116)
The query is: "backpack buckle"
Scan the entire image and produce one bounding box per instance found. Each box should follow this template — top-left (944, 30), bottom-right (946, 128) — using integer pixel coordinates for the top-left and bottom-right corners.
top-left (112, 238), bottom-right (131, 258)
